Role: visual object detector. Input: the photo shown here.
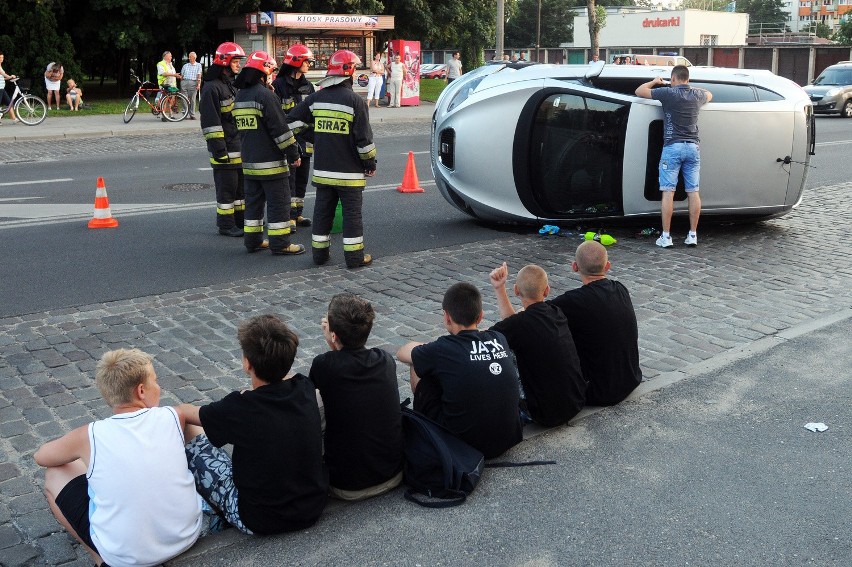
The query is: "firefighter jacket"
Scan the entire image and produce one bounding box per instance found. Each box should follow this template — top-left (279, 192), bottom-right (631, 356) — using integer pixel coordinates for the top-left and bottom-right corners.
top-left (272, 72), bottom-right (315, 155)
top-left (232, 83), bottom-right (301, 181)
top-left (199, 73), bottom-right (241, 170)
top-left (288, 81), bottom-right (376, 188)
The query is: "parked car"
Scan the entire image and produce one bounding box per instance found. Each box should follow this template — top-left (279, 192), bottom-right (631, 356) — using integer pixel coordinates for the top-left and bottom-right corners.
top-left (431, 61), bottom-right (815, 224)
top-left (420, 64), bottom-right (447, 79)
top-left (804, 61), bottom-right (852, 118)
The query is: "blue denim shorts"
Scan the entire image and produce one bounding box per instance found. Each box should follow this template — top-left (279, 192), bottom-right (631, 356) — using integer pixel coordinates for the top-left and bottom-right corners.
top-left (659, 142), bottom-right (700, 192)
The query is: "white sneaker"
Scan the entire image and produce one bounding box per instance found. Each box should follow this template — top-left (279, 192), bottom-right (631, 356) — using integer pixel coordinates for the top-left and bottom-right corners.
top-left (655, 235), bottom-right (673, 248)
top-left (684, 233), bottom-right (698, 247)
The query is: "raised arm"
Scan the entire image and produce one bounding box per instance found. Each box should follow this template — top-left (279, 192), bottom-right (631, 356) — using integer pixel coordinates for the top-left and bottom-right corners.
top-left (635, 76), bottom-right (664, 99)
top-left (490, 262), bottom-right (517, 319)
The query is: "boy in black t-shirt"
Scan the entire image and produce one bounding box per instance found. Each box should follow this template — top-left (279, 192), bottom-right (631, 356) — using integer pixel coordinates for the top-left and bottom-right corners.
top-left (397, 283), bottom-right (522, 459)
top-left (310, 293), bottom-right (404, 501)
top-left (489, 263), bottom-right (587, 427)
top-left (548, 241), bottom-right (643, 406)
top-left (177, 315), bottom-right (327, 535)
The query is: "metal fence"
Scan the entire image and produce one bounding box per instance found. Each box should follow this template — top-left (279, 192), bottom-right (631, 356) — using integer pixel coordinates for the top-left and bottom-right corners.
top-left (422, 46), bottom-right (852, 85)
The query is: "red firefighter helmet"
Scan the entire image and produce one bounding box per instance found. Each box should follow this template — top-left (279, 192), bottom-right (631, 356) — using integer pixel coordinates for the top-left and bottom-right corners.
top-left (283, 44), bottom-right (314, 67)
top-left (326, 50), bottom-right (361, 77)
top-left (244, 51), bottom-right (278, 76)
top-left (213, 42), bottom-right (246, 66)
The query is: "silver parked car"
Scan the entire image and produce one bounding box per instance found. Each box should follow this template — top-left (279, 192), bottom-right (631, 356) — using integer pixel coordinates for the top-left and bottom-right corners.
top-left (431, 61), bottom-right (815, 224)
top-left (804, 61), bottom-right (852, 117)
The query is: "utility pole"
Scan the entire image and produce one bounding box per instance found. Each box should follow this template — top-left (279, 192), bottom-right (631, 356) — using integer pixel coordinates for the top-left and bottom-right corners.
top-left (496, 0), bottom-right (505, 59)
top-left (536, 0), bottom-right (542, 62)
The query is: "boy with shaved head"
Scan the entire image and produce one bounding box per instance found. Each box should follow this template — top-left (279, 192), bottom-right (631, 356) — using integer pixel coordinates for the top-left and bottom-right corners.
top-left (549, 241), bottom-right (642, 405)
top-left (489, 263), bottom-right (587, 426)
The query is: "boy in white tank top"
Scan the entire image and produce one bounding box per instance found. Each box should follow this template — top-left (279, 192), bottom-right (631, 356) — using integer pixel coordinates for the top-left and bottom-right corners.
top-left (35, 349), bottom-right (203, 567)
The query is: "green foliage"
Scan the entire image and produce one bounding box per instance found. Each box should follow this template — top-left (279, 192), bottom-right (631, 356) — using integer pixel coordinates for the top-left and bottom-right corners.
top-left (419, 77), bottom-right (446, 102)
top-left (738, 0), bottom-right (788, 28)
top-left (834, 20), bottom-right (852, 45)
top-left (504, 0), bottom-right (574, 48)
top-left (802, 22), bottom-right (833, 39)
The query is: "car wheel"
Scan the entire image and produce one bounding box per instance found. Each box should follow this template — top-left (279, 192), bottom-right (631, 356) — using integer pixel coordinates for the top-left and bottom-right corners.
top-left (842, 99), bottom-right (852, 118)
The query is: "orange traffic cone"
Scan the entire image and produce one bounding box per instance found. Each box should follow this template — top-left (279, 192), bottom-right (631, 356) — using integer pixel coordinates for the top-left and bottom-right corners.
top-left (396, 151), bottom-right (425, 193)
top-left (88, 177), bottom-right (119, 229)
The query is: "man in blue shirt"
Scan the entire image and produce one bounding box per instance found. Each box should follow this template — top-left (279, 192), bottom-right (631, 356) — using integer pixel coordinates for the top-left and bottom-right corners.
top-left (636, 65), bottom-right (712, 248)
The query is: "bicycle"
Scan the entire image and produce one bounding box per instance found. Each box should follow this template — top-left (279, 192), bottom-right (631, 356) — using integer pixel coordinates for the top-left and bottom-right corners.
top-left (0, 78), bottom-right (48, 126)
top-left (123, 69), bottom-right (190, 124)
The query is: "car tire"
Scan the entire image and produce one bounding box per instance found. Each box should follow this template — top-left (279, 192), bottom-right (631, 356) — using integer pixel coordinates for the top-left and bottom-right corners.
top-left (842, 99), bottom-right (852, 118)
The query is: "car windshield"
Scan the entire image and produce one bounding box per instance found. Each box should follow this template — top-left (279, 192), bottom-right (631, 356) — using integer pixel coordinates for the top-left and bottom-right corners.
top-left (813, 68), bottom-right (852, 86)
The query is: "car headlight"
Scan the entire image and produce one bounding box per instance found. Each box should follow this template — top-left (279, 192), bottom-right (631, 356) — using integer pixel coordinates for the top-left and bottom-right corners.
top-left (447, 76), bottom-right (486, 111)
top-left (824, 88), bottom-right (841, 97)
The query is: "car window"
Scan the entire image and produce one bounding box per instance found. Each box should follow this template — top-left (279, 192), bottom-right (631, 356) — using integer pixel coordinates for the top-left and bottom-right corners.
top-left (690, 82), bottom-right (756, 103)
top-left (814, 68), bottom-right (852, 86)
top-left (755, 87), bottom-right (785, 101)
top-left (528, 93), bottom-right (628, 216)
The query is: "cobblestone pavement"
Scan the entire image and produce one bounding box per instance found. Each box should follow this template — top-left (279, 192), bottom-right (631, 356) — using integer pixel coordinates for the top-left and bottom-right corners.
top-left (1, 182), bottom-right (850, 565)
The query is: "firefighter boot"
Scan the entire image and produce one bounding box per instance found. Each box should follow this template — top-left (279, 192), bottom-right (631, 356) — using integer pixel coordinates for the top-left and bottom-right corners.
top-left (345, 251), bottom-right (373, 269)
top-left (312, 247), bottom-right (330, 265)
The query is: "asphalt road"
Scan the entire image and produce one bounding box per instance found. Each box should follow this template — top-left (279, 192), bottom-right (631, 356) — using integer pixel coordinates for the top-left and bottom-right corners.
top-left (0, 117), bottom-right (849, 318)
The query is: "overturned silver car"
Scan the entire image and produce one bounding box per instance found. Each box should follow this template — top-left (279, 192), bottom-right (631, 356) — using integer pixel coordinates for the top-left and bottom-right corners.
top-left (431, 62), bottom-right (815, 224)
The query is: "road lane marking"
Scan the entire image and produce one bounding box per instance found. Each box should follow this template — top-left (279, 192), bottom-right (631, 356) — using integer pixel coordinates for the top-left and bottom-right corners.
top-left (0, 180), bottom-right (437, 229)
top-left (0, 178), bottom-right (73, 187)
top-left (402, 151), bottom-right (430, 155)
top-left (815, 140), bottom-right (852, 147)
top-left (0, 197), bottom-right (44, 202)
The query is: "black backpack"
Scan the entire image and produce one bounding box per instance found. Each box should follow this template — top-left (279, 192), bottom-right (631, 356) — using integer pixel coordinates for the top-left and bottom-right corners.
top-left (400, 405), bottom-right (484, 508)
top-left (400, 404), bottom-right (556, 508)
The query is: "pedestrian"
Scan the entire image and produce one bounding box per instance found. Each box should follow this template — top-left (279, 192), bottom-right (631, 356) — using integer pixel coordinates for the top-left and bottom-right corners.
top-left (177, 315), bottom-right (328, 535)
top-left (549, 241), bottom-right (643, 406)
top-left (34, 348), bottom-right (203, 567)
top-left (179, 51), bottom-right (203, 119)
top-left (635, 65), bottom-right (713, 247)
top-left (387, 53), bottom-right (406, 108)
top-left (44, 61), bottom-right (63, 110)
top-left (366, 51), bottom-right (385, 108)
top-left (0, 51), bottom-right (18, 122)
top-left (272, 44), bottom-right (316, 232)
top-left (199, 42), bottom-right (247, 238)
top-left (590, 53), bottom-right (600, 63)
top-left (288, 50), bottom-right (376, 268)
top-left (446, 51), bottom-right (462, 83)
top-left (232, 50), bottom-right (304, 256)
top-left (65, 79), bottom-right (82, 111)
top-left (397, 282), bottom-right (523, 459)
top-left (157, 51), bottom-right (181, 122)
top-left (519, 51), bottom-right (528, 62)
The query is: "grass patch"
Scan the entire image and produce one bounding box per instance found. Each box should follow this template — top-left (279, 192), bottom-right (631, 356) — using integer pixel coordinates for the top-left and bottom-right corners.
top-left (419, 78), bottom-right (447, 103)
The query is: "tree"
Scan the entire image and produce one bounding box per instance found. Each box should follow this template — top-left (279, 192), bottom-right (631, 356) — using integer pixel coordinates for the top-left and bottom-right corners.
top-left (586, 1), bottom-right (607, 57)
top-left (504, 0), bottom-right (574, 49)
top-left (802, 22), bottom-right (832, 39)
top-left (0, 0), bottom-right (78, 97)
top-left (738, 0), bottom-right (788, 31)
top-left (834, 19), bottom-right (852, 45)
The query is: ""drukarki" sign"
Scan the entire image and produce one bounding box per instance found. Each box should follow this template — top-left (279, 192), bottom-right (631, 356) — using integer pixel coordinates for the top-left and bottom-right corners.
top-left (643, 16), bottom-right (681, 28)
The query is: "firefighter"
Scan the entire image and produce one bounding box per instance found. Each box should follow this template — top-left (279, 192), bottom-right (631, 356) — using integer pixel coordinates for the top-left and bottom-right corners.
top-left (271, 44), bottom-right (316, 231)
top-left (288, 50), bottom-right (376, 269)
top-left (232, 51), bottom-right (304, 256)
top-left (200, 42), bottom-right (246, 237)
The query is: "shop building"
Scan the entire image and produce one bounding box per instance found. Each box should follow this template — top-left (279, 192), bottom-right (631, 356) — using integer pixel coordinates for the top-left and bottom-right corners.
top-left (572, 9), bottom-right (749, 48)
top-left (218, 12), bottom-right (395, 79)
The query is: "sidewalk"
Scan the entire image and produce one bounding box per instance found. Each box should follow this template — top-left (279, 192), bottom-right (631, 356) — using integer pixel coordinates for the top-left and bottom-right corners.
top-left (0, 102), bottom-right (434, 142)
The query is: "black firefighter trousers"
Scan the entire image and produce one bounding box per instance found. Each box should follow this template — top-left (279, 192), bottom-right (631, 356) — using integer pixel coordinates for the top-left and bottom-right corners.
top-left (311, 184), bottom-right (365, 268)
top-left (243, 176), bottom-right (291, 253)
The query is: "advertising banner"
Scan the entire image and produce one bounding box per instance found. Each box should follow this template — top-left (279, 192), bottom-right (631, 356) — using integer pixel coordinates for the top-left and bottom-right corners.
top-left (389, 40), bottom-right (420, 106)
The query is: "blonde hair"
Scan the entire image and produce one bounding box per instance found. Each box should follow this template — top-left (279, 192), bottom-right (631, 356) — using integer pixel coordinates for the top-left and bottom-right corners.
top-left (575, 241), bottom-right (608, 276)
top-left (95, 348), bottom-right (153, 406)
top-left (515, 264), bottom-right (548, 300)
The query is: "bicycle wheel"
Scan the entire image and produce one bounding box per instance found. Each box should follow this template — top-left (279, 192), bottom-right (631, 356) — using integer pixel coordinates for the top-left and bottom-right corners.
top-left (162, 93), bottom-right (190, 122)
top-left (123, 94), bottom-right (139, 123)
top-left (14, 95), bottom-right (47, 126)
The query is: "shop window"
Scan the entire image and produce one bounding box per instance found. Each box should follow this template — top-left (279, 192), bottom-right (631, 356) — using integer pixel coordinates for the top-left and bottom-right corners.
top-left (273, 35), bottom-right (366, 70)
top-left (700, 35), bottom-right (719, 46)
